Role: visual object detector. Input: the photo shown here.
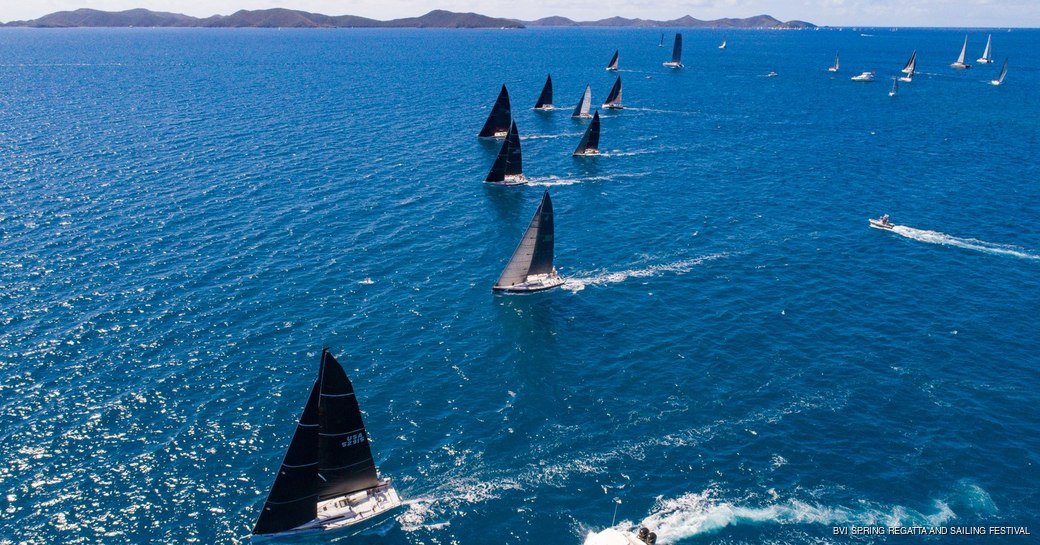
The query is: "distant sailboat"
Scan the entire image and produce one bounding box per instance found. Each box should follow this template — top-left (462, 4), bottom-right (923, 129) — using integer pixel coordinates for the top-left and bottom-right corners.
top-left (478, 84), bottom-right (512, 138)
top-left (658, 33), bottom-right (664, 47)
top-left (485, 121), bottom-right (526, 185)
top-left (533, 74), bottom-right (553, 110)
top-left (493, 190), bottom-right (564, 293)
top-left (572, 84), bottom-right (592, 118)
top-left (605, 50), bottom-right (619, 71)
top-left (252, 349), bottom-right (402, 537)
top-left (828, 52), bottom-right (839, 72)
top-left (990, 57), bottom-right (1007, 86)
top-left (889, 77), bottom-right (898, 96)
top-left (572, 111), bottom-right (601, 156)
top-left (663, 33), bottom-right (683, 68)
top-left (602, 76), bottom-right (622, 109)
top-left (718, 35), bottom-right (727, 49)
top-left (899, 51), bottom-right (916, 82)
top-left (950, 35), bottom-right (971, 69)
top-left (977, 34), bottom-right (993, 64)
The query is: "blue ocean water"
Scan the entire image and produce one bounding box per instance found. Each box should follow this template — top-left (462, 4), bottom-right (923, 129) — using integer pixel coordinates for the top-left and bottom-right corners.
top-left (1, 26), bottom-right (1039, 544)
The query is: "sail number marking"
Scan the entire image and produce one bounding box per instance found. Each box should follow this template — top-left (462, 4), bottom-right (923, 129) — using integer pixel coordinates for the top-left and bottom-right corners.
top-left (341, 432), bottom-right (366, 447)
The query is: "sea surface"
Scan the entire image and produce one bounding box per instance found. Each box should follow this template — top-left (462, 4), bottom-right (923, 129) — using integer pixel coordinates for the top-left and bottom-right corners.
top-left (1, 26), bottom-right (1038, 545)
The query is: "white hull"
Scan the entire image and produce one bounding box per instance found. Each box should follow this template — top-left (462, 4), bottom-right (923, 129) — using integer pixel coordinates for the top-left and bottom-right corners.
top-left (602, 104), bottom-right (623, 110)
top-left (949, 62), bottom-right (971, 69)
top-left (492, 130), bottom-right (509, 138)
top-left (990, 80), bottom-right (1003, 86)
top-left (261, 480), bottom-right (402, 538)
top-left (585, 529), bottom-right (648, 545)
top-left (573, 149), bottom-right (600, 157)
top-left (828, 67), bottom-right (838, 72)
top-left (486, 174), bottom-right (528, 186)
top-left (662, 62), bottom-right (683, 69)
top-left (534, 105), bottom-right (554, 111)
top-left (493, 271), bottom-right (564, 293)
top-left (898, 76), bottom-right (912, 82)
top-left (868, 218), bottom-right (894, 230)
top-left (977, 58), bottom-right (993, 64)
top-left (850, 72), bottom-right (875, 82)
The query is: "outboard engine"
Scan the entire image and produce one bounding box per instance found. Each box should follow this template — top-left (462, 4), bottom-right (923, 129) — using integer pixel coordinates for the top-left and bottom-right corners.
top-left (647, 532), bottom-right (657, 545)
top-left (637, 527), bottom-right (650, 542)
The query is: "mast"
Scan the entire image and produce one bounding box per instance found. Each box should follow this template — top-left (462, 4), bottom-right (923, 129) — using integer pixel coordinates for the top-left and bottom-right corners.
top-left (493, 191), bottom-right (557, 291)
top-left (534, 74), bottom-right (553, 110)
top-left (253, 381), bottom-right (321, 535)
top-left (602, 76), bottom-right (622, 109)
top-left (950, 35), bottom-right (970, 68)
top-left (316, 349), bottom-right (379, 502)
top-left (572, 84), bottom-right (592, 118)
top-left (478, 84), bottom-right (512, 138)
top-left (978, 34), bottom-right (992, 63)
top-left (659, 33), bottom-right (664, 47)
top-left (606, 50), bottom-right (619, 71)
top-left (572, 111), bottom-right (601, 156)
top-left (671, 33), bottom-right (683, 64)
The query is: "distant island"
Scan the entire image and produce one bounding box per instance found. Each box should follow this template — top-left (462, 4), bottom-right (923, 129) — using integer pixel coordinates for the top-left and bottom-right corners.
top-left (2, 8), bottom-right (815, 29)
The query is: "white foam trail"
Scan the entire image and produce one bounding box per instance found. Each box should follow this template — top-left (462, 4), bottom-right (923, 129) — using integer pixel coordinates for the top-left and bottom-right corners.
top-left (890, 225), bottom-right (1040, 260)
top-left (599, 149), bottom-right (660, 157)
top-left (564, 254), bottom-right (727, 292)
top-left (523, 132), bottom-right (583, 140)
top-left (623, 107), bottom-right (696, 115)
top-left (592, 488), bottom-right (961, 543)
top-left (525, 172), bottom-right (651, 187)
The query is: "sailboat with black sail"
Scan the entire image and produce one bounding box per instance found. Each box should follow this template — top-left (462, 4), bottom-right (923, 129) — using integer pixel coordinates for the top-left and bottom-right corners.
top-left (478, 84), bottom-right (512, 138)
top-left (573, 111), bottom-right (601, 156)
top-left (602, 76), bottom-right (622, 109)
top-left (977, 34), bottom-right (993, 64)
top-left (485, 121), bottom-right (526, 185)
top-left (950, 35), bottom-right (971, 69)
top-left (572, 84), bottom-right (592, 118)
top-left (606, 50), bottom-right (619, 71)
top-left (658, 33), bottom-right (664, 47)
top-left (534, 74), bottom-right (553, 110)
top-left (252, 349), bottom-right (402, 537)
top-left (493, 190), bottom-right (564, 293)
top-left (663, 33), bottom-right (683, 68)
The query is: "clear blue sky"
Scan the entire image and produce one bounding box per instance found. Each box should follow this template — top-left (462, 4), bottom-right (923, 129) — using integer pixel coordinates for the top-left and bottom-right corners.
top-left (2, 0), bottom-right (1037, 27)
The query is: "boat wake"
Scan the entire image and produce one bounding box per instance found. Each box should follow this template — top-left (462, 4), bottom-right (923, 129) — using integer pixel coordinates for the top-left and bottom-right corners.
top-left (523, 132), bottom-right (584, 140)
top-left (890, 226), bottom-right (1040, 260)
top-left (598, 149), bottom-right (661, 157)
top-left (564, 253), bottom-right (727, 292)
top-left (525, 172), bottom-right (651, 187)
top-left (587, 483), bottom-right (992, 543)
top-left (623, 107), bottom-right (696, 116)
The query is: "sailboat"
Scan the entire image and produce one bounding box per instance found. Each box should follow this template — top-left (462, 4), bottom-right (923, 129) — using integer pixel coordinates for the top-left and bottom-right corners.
top-left (889, 77), bottom-right (898, 96)
top-left (899, 51), bottom-right (916, 82)
top-left (990, 57), bottom-right (1007, 86)
top-left (572, 111), bottom-right (601, 156)
top-left (828, 52), bottom-right (839, 72)
top-left (252, 349), bottom-right (403, 537)
top-left (572, 84), bottom-right (592, 118)
top-left (977, 34), bottom-right (993, 64)
top-left (605, 50), bottom-right (619, 71)
top-left (663, 33), bottom-right (683, 68)
top-left (658, 33), bottom-right (664, 47)
top-left (950, 35), bottom-right (971, 69)
top-left (485, 121), bottom-right (526, 185)
top-left (602, 76), bottom-right (622, 109)
top-left (533, 74), bottom-right (553, 110)
top-left (478, 84), bottom-right (512, 138)
top-left (718, 35), bottom-right (727, 49)
top-left (493, 190), bottom-right (564, 293)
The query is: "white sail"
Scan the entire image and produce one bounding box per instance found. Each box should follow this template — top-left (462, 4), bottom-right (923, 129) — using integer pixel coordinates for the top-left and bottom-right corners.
top-left (889, 78), bottom-right (898, 96)
top-left (977, 34), bottom-right (993, 63)
top-left (828, 52), bottom-right (839, 72)
top-left (991, 57), bottom-right (1007, 86)
top-left (901, 50), bottom-right (916, 74)
top-left (572, 84), bottom-right (592, 118)
top-left (950, 35), bottom-right (970, 68)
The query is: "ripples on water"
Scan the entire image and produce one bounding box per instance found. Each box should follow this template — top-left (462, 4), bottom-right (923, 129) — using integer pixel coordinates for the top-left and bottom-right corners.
top-left (0, 27), bottom-right (1038, 545)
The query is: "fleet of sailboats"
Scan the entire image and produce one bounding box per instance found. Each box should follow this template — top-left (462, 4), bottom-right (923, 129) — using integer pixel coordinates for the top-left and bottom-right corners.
top-left (950, 34), bottom-right (971, 69)
top-left (493, 190), bottom-right (565, 293)
top-left (252, 349), bottom-right (402, 537)
top-left (662, 33), bottom-right (683, 68)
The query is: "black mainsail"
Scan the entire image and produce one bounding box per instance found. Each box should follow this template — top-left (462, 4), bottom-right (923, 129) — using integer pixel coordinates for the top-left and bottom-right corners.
top-left (606, 50), bottom-right (619, 71)
top-left (534, 74), bottom-right (553, 110)
top-left (493, 190), bottom-right (560, 292)
top-left (602, 76), bottom-right (622, 109)
top-left (253, 381), bottom-right (321, 535)
top-left (664, 33), bottom-right (683, 68)
top-left (572, 84), bottom-right (592, 118)
top-left (478, 84), bottom-right (512, 138)
top-left (316, 349), bottom-right (379, 501)
top-left (573, 111), bottom-right (601, 156)
top-left (485, 121), bottom-right (524, 183)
